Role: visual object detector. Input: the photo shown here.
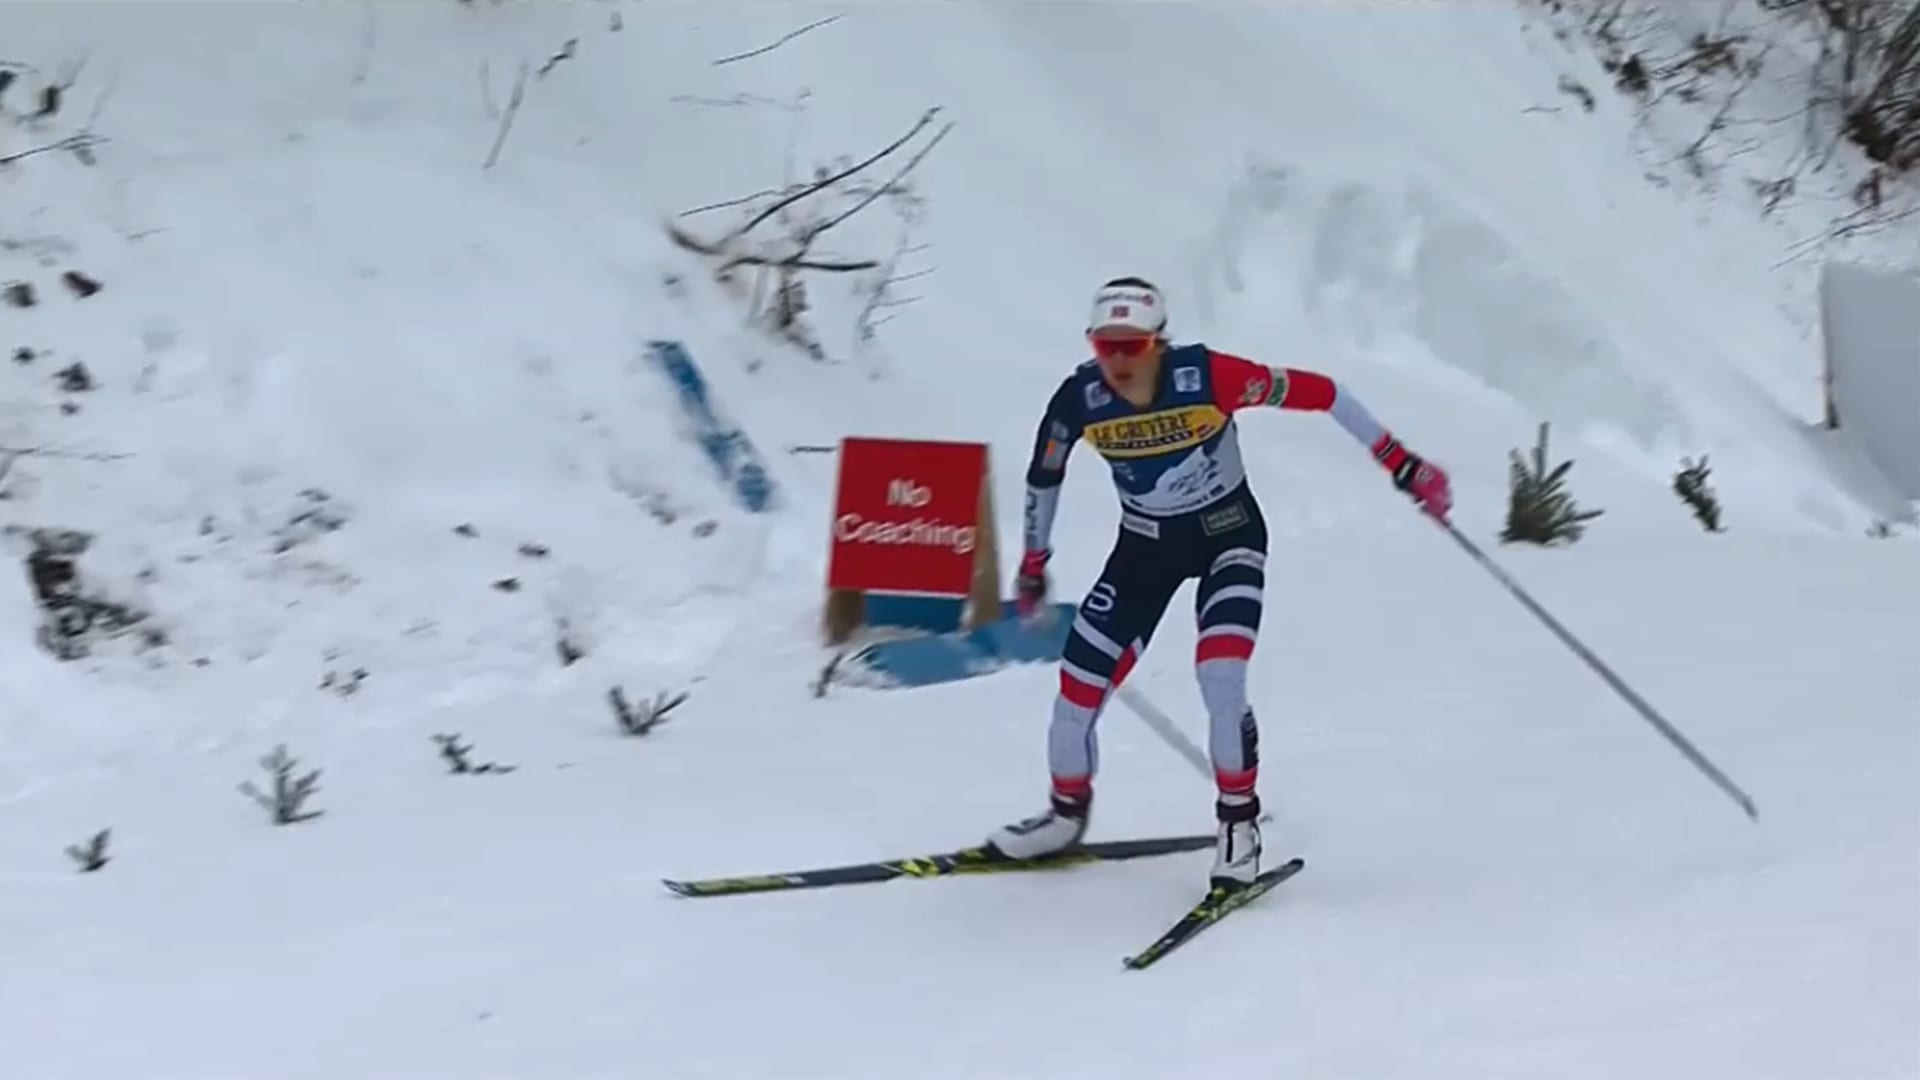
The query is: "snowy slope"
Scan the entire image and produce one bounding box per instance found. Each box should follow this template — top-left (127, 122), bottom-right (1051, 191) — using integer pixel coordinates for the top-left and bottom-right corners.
top-left (1, 2), bottom-right (1915, 1077)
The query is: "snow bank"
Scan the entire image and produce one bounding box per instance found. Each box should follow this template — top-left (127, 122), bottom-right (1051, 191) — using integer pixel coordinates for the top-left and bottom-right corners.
top-left (1821, 261), bottom-right (1920, 503)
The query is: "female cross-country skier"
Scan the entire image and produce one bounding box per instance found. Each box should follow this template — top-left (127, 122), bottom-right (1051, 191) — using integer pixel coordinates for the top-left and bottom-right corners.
top-left (986, 276), bottom-right (1454, 888)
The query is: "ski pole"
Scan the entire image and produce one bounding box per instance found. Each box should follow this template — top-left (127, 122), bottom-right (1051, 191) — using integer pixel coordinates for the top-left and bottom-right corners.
top-left (1436, 518), bottom-right (1759, 822)
top-left (1114, 685), bottom-right (1211, 778)
top-left (1113, 685), bottom-right (1274, 824)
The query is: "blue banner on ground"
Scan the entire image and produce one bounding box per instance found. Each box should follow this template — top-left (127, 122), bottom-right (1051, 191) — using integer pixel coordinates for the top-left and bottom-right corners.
top-left (847, 601), bottom-right (1076, 688)
top-left (647, 340), bottom-right (774, 512)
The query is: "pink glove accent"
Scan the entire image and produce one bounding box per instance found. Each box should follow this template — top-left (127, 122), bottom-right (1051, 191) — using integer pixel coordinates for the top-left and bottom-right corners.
top-left (1374, 434), bottom-right (1453, 524)
top-left (1405, 458), bottom-right (1453, 522)
top-left (1015, 549), bottom-right (1050, 616)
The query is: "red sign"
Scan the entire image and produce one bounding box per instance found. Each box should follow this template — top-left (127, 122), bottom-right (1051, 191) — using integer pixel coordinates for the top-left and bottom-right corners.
top-left (827, 437), bottom-right (988, 595)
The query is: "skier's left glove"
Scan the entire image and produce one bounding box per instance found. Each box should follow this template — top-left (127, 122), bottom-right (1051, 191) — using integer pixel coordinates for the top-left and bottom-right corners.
top-left (1381, 442), bottom-right (1452, 522)
top-left (1014, 549), bottom-right (1051, 617)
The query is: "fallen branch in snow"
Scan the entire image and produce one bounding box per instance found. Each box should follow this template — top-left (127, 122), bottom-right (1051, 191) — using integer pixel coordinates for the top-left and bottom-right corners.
top-left (537, 38), bottom-right (577, 79)
top-left (0, 444), bottom-right (131, 495)
top-left (711, 14), bottom-right (843, 66)
top-left (434, 733), bottom-right (517, 774)
top-left (482, 60), bottom-right (529, 169)
top-left (64, 828), bottom-right (110, 872)
top-left (609, 687), bottom-right (685, 735)
top-left (0, 444), bottom-right (134, 463)
top-left (0, 133), bottom-right (106, 168)
top-left (238, 745), bottom-right (325, 824)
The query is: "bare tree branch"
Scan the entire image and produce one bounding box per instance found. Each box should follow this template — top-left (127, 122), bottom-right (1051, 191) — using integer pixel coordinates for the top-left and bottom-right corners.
top-left (668, 91), bottom-right (811, 112)
top-left (667, 222), bottom-right (878, 272)
top-left (678, 183), bottom-right (807, 218)
top-left (1772, 198), bottom-right (1920, 266)
top-left (734, 106), bottom-right (943, 239)
top-left (668, 102), bottom-right (949, 355)
top-left (1672, 42), bottom-right (1774, 175)
top-left (804, 118), bottom-right (951, 241)
top-left (711, 15), bottom-right (842, 66)
top-left (729, 252), bottom-right (880, 273)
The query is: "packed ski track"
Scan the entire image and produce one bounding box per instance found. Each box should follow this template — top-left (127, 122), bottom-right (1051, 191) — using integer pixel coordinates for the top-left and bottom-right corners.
top-left (1, 2), bottom-right (1916, 1078)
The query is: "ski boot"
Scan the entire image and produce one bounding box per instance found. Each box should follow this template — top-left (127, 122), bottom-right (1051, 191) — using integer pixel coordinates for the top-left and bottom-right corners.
top-left (1210, 793), bottom-right (1262, 888)
top-left (986, 791), bottom-right (1090, 861)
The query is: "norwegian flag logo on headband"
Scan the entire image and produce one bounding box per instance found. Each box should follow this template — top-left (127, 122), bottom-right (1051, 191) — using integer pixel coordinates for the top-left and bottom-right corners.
top-left (1089, 284), bottom-right (1165, 333)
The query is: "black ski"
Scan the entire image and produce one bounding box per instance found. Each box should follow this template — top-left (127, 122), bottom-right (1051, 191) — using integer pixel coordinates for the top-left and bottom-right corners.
top-left (1121, 857), bottom-right (1306, 970)
top-left (662, 834), bottom-right (1216, 897)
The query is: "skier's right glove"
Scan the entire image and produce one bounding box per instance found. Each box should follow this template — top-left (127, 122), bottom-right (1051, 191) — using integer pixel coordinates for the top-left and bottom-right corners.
top-left (1392, 450), bottom-right (1453, 523)
top-left (1374, 434), bottom-right (1453, 523)
top-left (1014, 549), bottom-right (1051, 617)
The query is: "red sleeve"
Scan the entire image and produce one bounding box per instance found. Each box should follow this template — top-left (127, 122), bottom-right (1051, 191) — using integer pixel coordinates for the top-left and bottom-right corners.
top-left (1208, 350), bottom-right (1337, 413)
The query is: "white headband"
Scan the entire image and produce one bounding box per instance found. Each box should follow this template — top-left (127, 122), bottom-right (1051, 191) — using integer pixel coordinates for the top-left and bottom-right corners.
top-left (1088, 283), bottom-right (1166, 333)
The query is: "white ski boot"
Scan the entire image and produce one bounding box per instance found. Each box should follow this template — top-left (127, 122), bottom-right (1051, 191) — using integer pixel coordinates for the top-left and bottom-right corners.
top-left (986, 793), bottom-right (1090, 860)
top-left (1211, 794), bottom-right (1262, 887)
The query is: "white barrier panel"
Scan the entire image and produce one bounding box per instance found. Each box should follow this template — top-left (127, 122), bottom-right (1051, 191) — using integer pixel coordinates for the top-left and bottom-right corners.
top-left (1821, 260), bottom-right (1920, 501)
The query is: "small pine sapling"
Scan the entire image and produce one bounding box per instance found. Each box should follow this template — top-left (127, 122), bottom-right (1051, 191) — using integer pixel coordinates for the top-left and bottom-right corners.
top-left (1502, 421), bottom-right (1605, 546)
top-left (610, 687), bottom-right (686, 735)
top-left (239, 744), bottom-right (324, 824)
top-left (433, 733), bottom-right (517, 774)
top-left (1673, 455), bottom-right (1725, 532)
top-left (65, 828), bottom-right (110, 872)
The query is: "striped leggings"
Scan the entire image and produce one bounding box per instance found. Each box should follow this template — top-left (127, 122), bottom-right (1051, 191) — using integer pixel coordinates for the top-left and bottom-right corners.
top-left (1047, 491), bottom-right (1267, 805)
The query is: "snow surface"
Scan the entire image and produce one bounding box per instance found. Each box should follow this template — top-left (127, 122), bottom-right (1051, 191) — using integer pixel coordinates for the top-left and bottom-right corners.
top-left (1, 2), bottom-right (1916, 1077)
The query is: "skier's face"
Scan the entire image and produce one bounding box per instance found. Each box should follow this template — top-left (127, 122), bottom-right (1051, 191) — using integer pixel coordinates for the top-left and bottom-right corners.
top-left (1089, 329), bottom-right (1160, 394)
